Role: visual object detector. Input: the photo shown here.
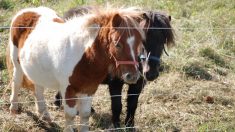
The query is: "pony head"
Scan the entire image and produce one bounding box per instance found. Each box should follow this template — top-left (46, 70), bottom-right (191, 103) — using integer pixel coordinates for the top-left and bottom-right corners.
top-left (106, 13), bottom-right (145, 84)
top-left (140, 11), bottom-right (175, 81)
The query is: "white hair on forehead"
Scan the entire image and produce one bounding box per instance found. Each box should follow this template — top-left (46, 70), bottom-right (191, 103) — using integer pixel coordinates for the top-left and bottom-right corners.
top-left (120, 10), bottom-right (146, 41)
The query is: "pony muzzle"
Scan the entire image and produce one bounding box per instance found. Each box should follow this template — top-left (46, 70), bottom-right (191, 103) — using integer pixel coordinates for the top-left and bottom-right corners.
top-left (122, 71), bottom-right (140, 84)
top-left (112, 56), bottom-right (140, 83)
top-left (116, 61), bottom-right (140, 84)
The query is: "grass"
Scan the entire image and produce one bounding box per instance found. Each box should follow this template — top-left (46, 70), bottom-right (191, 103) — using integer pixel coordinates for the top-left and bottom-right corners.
top-left (199, 47), bottom-right (229, 68)
top-left (0, 0), bottom-right (14, 10)
top-left (183, 61), bottom-right (212, 80)
top-left (0, 0), bottom-right (235, 131)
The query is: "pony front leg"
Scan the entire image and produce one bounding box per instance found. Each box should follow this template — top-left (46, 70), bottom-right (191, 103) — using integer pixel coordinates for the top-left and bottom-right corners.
top-left (64, 105), bottom-right (77, 132)
top-left (34, 85), bottom-right (51, 122)
top-left (77, 94), bottom-right (92, 132)
top-left (10, 66), bottom-right (23, 114)
top-left (60, 86), bottom-right (77, 132)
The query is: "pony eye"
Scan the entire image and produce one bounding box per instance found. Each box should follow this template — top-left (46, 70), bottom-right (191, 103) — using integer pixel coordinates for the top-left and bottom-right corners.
top-left (115, 43), bottom-right (122, 49)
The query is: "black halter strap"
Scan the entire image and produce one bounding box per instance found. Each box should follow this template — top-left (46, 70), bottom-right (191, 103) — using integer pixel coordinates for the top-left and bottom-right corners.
top-left (139, 54), bottom-right (160, 63)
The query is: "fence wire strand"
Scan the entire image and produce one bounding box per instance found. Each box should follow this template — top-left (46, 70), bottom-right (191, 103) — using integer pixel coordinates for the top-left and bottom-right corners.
top-left (0, 26), bottom-right (235, 30)
top-left (0, 93), bottom-right (144, 105)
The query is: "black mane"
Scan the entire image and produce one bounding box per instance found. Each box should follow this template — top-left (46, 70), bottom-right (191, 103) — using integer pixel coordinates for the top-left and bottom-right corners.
top-left (63, 6), bottom-right (95, 19)
top-left (147, 11), bottom-right (175, 47)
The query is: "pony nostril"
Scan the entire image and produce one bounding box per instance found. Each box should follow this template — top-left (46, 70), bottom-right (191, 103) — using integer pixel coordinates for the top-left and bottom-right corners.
top-left (122, 73), bottom-right (139, 84)
top-left (125, 73), bottom-right (132, 80)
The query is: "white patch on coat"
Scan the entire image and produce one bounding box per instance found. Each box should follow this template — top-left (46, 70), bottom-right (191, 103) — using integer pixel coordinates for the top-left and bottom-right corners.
top-left (76, 94), bottom-right (92, 132)
top-left (18, 8), bottom-right (99, 90)
top-left (64, 103), bottom-right (78, 117)
top-left (127, 36), bottom-right (138, 70)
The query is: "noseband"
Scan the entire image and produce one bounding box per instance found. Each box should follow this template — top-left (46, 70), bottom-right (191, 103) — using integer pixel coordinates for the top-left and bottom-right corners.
top-left (112, 55), bottom-right (139, 68)
top-left (139, 54), bottom-right (160, 63)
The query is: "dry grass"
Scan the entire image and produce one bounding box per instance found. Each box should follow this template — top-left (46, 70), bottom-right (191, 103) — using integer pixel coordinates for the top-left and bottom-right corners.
top-left (1, 0), bottom-right (235, 131)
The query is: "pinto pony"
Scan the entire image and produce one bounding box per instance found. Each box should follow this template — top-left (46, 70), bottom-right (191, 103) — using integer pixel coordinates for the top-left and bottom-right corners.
top-left (7, 6), bottom-right (145, 131)
top-left (56, 6), bottom-right (175, 130)
top-left (105, 11), bottom-right (175, 129)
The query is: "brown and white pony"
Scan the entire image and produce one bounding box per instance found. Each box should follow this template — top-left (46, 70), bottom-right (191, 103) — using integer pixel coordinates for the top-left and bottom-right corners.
top-left (7, 6), bottom-right (145, 131)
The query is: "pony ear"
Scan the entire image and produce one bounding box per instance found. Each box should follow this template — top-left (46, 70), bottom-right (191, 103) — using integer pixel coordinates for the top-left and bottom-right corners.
top-left (142, 13), bottom-right (149, 20)
top-left (111, 13), bottom-right (123, 28)
top-left (139, 13), bottom-right (150, 32)
top-left (168, 15), bottom-right (171, 21)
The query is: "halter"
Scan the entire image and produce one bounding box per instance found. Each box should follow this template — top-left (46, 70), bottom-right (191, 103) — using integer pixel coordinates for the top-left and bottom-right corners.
top-left (139, 54), bottom-right (160, 63)
top-left (112, 55), bottom-right (139, 68)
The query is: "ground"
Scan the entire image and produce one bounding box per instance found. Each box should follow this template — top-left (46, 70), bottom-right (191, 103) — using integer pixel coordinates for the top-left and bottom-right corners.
top-left (0, 0), bottom-right (235, 131)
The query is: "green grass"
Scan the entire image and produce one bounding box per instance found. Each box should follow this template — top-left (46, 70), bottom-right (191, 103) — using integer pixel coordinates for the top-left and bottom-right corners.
top-left (183, 61), bottom-right (212, 80)
top-left (199, 47), bottom-right (229, 68)
top-left (0, 0), bottom-right (14, 10)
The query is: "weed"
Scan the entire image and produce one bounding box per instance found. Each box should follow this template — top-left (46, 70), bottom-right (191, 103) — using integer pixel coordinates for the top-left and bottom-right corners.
top-left (183, 62), bottom-right (212, 80)
top-left (199, 47), bottom-right (229, 68)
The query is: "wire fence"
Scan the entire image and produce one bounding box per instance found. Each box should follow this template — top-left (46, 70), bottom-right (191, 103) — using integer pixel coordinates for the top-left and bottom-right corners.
top-left (0, 93), bottom-right (144, 105)
top-left (0, 26), bottom-right (235, 30)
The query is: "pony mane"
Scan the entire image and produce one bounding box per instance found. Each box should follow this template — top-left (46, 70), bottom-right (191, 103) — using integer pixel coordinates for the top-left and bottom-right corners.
top-left (148, 11), bottom-right (175, 47)
top-left (89, 6), bottom-right (146, 41)
top-left (64, 6), bottom-right (146, 47)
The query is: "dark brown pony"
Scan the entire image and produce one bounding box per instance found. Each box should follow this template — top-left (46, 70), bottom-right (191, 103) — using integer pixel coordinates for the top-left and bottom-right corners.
top-left (54, 6), bottom-right (175, 131)
top-left (7, 6), bottom-right (145, 131)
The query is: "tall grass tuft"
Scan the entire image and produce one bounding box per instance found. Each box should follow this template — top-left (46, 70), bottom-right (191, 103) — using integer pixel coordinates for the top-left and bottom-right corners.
top-left (183, 62), bottom-right (212, 80)
top-left (0, 0), bottom-right (14, 9)
top-left (199, 47), bottom-right (229, 68)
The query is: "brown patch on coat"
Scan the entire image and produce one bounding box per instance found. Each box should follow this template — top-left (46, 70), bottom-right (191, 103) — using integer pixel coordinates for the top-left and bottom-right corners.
top-left (64, 13), bottom-right (116, 101)
top-left (11, 11), bottom-right (40, 49)
top-left (67, 47), bottom-right (109, 96)
top-left (65, 85), bottom-right (77, 107)
top-left (22, 75), bottom-right (35, 91)
top-left (53, 18), bottom-right (65, 23)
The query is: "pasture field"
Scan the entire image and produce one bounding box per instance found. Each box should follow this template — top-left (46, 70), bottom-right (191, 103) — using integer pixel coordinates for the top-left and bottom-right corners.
top-left (0, 0), bottom-right (235, 131)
